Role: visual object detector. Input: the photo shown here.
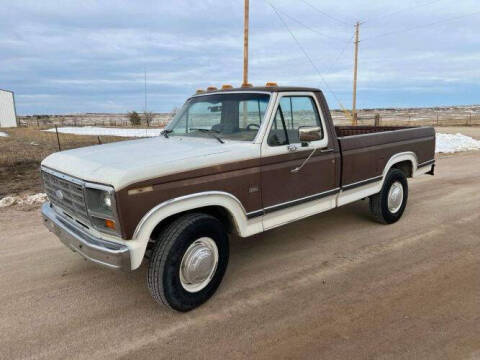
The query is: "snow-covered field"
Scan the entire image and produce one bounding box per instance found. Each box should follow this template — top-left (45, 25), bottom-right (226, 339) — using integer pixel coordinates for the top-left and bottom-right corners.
top-left (435, 133), bottom-right (480, 154)
top-left (44, 126), bottom-right (164, 138)
top-left (0, 131), bottom-right (9, 137)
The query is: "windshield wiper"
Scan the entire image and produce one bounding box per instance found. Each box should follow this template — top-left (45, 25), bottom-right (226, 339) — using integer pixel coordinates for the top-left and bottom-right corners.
top-left (189, 128), bottom-right (224, 144)
top-left (161, 129), bottom-right (173, 138)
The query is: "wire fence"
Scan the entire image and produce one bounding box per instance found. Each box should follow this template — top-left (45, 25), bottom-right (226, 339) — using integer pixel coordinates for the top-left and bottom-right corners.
top-left (331, 109), bottom-right (480, 127)
top-left (17, 113), bottom-right (172, 129)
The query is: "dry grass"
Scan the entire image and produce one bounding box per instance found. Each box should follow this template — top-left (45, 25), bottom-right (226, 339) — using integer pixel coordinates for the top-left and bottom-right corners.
top-left (0, 128), bottom-right (132, 197)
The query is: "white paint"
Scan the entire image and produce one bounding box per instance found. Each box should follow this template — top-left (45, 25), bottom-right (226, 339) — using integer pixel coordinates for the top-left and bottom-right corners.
top-left (130, 192), bottom-right (263, 270)
top-left (263, 194), bottom-right (337, 230)
top-left (0, 131), bottom-right (8, 137)
top-left (41, 136), bottom-right (260, 191)
top-left (0, 90), bottom-right (17, 128)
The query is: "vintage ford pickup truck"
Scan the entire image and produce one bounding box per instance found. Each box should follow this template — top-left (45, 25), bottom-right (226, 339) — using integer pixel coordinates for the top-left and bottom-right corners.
top-left (41, 85), bottom-right (435, 311)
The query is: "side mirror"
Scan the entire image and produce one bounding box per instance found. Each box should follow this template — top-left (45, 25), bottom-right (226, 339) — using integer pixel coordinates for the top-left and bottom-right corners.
top-left (298, 126), bottom-right (322, 143)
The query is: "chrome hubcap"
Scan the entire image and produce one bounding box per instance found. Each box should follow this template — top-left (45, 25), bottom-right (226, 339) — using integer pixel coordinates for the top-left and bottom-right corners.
top-left (179, 237), bottom-right (219, 293)
top-left (387, 181), bottom-right (404, 213)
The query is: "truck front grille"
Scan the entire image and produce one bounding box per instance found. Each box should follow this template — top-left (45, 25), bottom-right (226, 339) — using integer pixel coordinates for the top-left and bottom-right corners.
top-left (42, 169), bottom-right (90, 224)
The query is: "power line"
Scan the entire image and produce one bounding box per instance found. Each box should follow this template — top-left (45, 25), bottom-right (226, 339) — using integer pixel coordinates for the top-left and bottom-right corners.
top-left (300, 0), bottom-right (352, 27)
top-left (363, 9), bottom-right (480, 42)
top-left (272, 4), bottom-right (347, 41)
top-left (265, 1), bottom-right (352, 120)
top-left (362, 0), bottom-right (444, 25)
top-left (325, 34), bottom-right (354, 75)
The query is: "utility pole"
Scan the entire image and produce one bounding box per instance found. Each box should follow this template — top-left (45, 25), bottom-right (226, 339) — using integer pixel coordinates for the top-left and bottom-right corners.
top-left (241, 0), bottom-right (250, 127)
top-left (242, 0), bottom-right (250, 87)
top-left (352, 21), bottom-right (360, 126)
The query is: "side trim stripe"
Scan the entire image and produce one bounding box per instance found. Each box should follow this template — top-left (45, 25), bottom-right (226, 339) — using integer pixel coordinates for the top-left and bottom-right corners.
top-left (341, 175), bottom-right (383, 191)
top-left (246, 188), bottom-right (340, 219)
top-left (417, 159), bottom-right (435, 168)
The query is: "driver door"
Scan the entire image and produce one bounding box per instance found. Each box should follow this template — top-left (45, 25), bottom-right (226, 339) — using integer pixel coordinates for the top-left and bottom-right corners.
top-left (260, 93), bottom-right (339, 229)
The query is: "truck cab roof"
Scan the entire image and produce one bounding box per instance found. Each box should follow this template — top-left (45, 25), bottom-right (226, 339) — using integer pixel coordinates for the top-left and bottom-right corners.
top-left (193, 86), bottom-right (323, 96)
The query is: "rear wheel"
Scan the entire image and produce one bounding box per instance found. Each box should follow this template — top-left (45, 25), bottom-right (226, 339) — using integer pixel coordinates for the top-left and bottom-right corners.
top-left (369, 168), bottom-right (408, 224)
top-left (147, 213), bottom-right (229, 312)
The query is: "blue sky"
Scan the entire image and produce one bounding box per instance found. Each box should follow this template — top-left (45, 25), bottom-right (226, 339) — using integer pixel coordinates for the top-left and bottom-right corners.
top-left (1, 0), bottom-right (479, 114)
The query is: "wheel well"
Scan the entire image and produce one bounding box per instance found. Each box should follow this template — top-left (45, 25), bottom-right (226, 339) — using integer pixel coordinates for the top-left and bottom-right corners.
top-left (149, 206), bottom-right (235, 246)
top-left (391, 160), bottom-right (413, 178)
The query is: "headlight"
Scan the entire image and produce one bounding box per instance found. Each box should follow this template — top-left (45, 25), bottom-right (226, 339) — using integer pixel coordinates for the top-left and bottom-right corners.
top-left (84, 185), bottom-right (119, 235)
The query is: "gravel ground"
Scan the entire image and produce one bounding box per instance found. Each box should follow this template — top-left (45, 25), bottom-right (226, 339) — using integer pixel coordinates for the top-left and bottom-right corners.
top-left (0, 150), bottom-right (479, 359)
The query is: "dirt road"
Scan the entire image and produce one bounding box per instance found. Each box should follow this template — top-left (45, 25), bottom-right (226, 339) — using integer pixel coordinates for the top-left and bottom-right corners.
top-left (1, 151), bottom-right (479, 360)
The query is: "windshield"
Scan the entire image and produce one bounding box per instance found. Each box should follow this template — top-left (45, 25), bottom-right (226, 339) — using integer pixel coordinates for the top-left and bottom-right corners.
top-left (167, 93), bottom-right (270, 142)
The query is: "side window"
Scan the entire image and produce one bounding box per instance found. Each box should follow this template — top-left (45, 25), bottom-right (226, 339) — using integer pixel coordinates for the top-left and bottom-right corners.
top-left (267, 96), bottom-right (323, 146)
top-left (267, 107), bottom-right (288, 146)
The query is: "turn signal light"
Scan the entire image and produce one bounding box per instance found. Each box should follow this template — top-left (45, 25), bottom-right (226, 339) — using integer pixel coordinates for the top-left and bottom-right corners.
top-left (105, 219), bottom-right (116, 230)
top-left (206, 86), bottom-right (218, 91)
top-left (221, 84), bottom-right (233, 90)
top-left (265, 82), bottom-right (278, 87)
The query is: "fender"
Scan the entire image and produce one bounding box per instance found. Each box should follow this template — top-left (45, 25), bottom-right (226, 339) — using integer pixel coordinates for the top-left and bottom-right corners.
top-left (337, 152), bottom-right (418, 206)
top-left (127, 191), bottom-right (263, 270)
top-left (381, 151), bottom-right (418, 181)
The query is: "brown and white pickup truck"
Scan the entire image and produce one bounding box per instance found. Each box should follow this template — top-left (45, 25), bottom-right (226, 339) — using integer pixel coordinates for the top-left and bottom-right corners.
top-left (41, 85), bottom-right (435, 311)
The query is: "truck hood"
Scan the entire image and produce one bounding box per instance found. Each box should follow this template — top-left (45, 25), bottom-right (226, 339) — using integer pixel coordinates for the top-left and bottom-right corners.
top-left (41, 136), bottom-right (259, 190)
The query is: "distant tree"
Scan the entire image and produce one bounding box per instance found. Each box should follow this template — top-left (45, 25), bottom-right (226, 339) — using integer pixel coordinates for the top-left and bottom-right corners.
top-left (143, 111), bottom-right (154, 127)
top-left (128, 111), bottom-right (141, 126)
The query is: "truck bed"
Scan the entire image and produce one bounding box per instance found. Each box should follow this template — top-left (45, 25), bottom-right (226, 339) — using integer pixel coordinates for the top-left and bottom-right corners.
top-left (335, 125), bottom-right (413, 138)
top-left (335, 126), bottom-right (436, 188)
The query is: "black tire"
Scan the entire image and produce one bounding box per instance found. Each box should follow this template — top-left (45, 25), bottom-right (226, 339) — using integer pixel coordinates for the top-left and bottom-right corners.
top-left (369, 168), bottom-right (408, 224)
top-left (147, 213), bottom-right (229, 312)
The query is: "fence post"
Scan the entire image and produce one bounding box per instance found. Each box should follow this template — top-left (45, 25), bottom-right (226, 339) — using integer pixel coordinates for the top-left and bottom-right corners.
top-left (97, 136), bottom-right (102, 144)
top-left (55, 125), bottom-right (61, 151)
top-left (374, 114), bottom-right (380, 127)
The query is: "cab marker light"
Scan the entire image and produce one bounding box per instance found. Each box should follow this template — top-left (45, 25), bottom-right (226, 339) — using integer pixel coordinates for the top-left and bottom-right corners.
top-left (105, 219), bottom-right (116, 230)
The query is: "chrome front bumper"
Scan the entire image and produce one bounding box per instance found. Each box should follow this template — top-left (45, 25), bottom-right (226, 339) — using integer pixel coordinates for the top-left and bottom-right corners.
top-left (42, 202), bottom-right (131, 271)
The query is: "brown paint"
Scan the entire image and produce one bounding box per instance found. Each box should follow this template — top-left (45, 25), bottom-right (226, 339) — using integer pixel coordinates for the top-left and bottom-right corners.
top-left (115, 90), bottom-right (435, 240)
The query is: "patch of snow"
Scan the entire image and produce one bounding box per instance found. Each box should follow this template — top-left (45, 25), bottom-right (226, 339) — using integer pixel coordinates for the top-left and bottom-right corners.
top-left (0, 131), bottom-right (8, 137)
top-left (436, 133), bottom-right (480, 154)
top-left (43, 126), bottom-right (164, 138)
top-left (0, 193), bottom-right (47, 208)
top-left (0, 196), bottom-right (16, 207)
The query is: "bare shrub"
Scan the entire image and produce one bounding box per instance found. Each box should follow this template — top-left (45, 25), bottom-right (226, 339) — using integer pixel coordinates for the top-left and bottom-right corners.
top-left (128, 111), bottom-right (141, 126)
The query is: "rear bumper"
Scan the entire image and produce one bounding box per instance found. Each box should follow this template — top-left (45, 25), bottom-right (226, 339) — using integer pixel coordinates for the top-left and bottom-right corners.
top-left (42, 202), bottom-right (131, 271)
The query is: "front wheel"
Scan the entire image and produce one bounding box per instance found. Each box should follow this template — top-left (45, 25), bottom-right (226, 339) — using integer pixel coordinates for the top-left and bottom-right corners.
top-left (147, 213), bottom-right (229, 312)
top-left (369, 168), bottom-right (408, 224)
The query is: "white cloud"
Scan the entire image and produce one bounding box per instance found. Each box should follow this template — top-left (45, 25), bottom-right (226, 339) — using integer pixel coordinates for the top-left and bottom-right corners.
top-left (1, 0), bottom-right (479, 113)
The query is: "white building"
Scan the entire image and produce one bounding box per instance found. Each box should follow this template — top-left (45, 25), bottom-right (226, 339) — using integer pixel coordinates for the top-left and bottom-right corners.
top-left (0, 89), bottom-right (18, 128)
